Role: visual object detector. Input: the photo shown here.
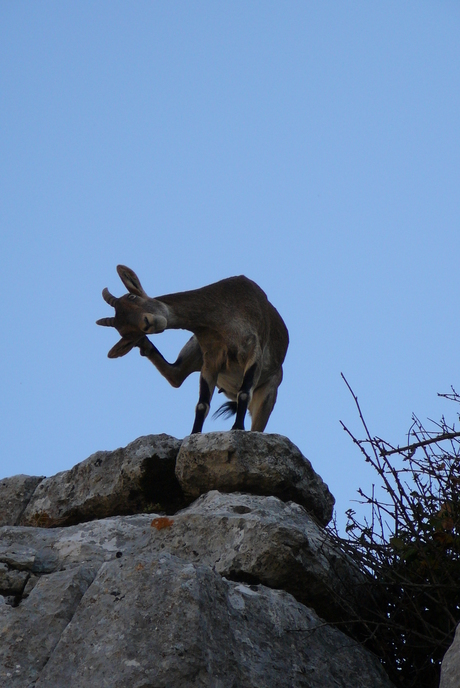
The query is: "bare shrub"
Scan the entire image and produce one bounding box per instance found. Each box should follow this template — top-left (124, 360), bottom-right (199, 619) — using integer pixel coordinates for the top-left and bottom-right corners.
top-left (332, 377), bottom-right (460, 688)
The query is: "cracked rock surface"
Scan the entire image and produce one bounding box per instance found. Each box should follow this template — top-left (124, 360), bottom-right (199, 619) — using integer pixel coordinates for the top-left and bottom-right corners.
top-left (0, 566), bottom-right (96, 687)
top-left (35, 553), bottom-right (392, 688)
top-left (0, 433), bottom-right (394, 687)
top-left (440, 623), bottom-right (460, 688)
top-left (176, 431), bottom-right (335, 525)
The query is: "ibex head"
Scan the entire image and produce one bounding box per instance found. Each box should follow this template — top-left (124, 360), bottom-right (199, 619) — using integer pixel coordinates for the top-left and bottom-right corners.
top-left (96, 265), bottom-right (168, 358)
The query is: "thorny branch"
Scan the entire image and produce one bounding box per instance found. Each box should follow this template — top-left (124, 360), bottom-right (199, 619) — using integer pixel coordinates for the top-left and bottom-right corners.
top-left (332, 376), bottom-right (460, 688)
top-left (377, 430), bottom-right (460, 457)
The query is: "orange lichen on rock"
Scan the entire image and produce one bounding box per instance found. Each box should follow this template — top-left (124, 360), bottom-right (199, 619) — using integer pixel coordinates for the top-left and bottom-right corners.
top-left (150, 516), bottom-right (174, 530)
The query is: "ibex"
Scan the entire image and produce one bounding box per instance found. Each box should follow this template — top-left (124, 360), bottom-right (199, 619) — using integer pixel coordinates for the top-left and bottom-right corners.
top-left (97, 266), bottom-right (289, 434)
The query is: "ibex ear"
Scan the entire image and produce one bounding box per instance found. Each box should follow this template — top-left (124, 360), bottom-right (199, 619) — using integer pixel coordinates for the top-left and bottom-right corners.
top-left (116, 265), bottom-right (148, 298)
top-left (107, 337), bottom-right (137, 358)
top-left (96, 317), bottom-right (116, 327)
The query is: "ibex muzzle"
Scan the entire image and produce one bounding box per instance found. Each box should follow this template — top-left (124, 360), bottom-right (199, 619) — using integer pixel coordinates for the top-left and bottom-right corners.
top-left (97, 265), bottom-right (289, 434)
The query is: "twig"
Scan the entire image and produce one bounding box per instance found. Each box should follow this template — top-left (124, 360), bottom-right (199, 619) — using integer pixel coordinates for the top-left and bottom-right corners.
top-left (379, 430), bottom-right (460, 457)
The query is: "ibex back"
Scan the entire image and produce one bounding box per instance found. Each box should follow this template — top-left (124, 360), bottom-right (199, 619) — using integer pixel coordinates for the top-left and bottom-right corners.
top-left (97, 266), bottom-right (289, 434)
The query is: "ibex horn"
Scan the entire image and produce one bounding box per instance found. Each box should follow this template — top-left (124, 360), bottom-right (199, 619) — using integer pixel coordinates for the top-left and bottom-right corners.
top-left (102, 288), bottom-right (118, 307)
top-left (96, 317), bottom-right (116, 327)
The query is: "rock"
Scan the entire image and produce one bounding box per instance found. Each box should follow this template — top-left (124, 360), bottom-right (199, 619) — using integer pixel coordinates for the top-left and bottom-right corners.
top-left (0, 475), bottom-right (43, 526)
top-left (0, 432), bottom-right (395, 686)
top-left (1, 492), bottom-right (363, 624)
top-left (20, 434), bottom-right (184, 526)
top-left (0, 565), bottom-right (96, 687)
top-left (0, 563), bottom-right (29, 596)
top-left (155, 491), bottom-right (363, 622)
top-left (22, 573), bottom-right (40, 599)
top-left (8, 433), bottom-right (334, 530)
top-left (0, 516), bottom-right (152, 576)
top-left (176, 431), bottom-right (335, 525)
top-left (440, 623), bottom-right (460, 688)
top-left (0, 532), bottom-right (60, 575)
top-left (34, 553), bottom-right (393, 688)
top-left (0, 543), bottom-right (37, 570)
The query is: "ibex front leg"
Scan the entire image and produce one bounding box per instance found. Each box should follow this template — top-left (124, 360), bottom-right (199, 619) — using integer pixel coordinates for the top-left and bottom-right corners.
top-left (191, 347), bottom-right (226, 434)
top-left (138, 335), bottom-right (202, 388)
top-left (191, 372), bottom-right (216, 434)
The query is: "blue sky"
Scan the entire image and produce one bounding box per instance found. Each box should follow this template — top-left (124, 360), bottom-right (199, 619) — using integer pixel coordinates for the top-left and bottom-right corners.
top-left (1, 2), bottom-right (459, 530)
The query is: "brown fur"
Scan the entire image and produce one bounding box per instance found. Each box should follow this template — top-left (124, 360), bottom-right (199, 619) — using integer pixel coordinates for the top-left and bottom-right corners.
top-left (97, 266), bottom-right (289, 433)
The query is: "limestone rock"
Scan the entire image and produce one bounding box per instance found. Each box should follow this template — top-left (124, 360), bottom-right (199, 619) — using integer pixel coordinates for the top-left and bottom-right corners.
top-left (0, 516), bottom-right (154, 576)
top-left (176, 431), bottom-right (334, 525)
top-left (159, 491), bottom-right (363, 622)
top-left (34, 553), bottom-right (393, 688)
top-left (440, 623), bottom-right (460, 688)
top-left (0, 432), bottom-right (395, 686)
top-left (0, 543), bottom-right (37, 571)
top-left (20, 434), bottom-right (183, 526)
top-left (2, 492), bottom-right (363, 624)
top-left (0, 563), bottom-right (29, 596)
top-left (0, 475), bottom-right (43, 527)
top-left (9, 433), bottom-right (334, 530)
top-left (0, 565), bottom-right (96, 687)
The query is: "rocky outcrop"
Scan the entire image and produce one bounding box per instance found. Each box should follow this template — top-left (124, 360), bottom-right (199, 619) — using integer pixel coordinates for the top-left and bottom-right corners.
top-left (17, 432), bottom-right (333, 528)
top-left (0, 475), bottom-right (44, 527)
top-left (0, 566), bottom-right (96, 687)
top-left (37, 555), bottom-right (392, 688)
top-left (0, 492), bottom-right (362, 623)
top-left (0, 432), bottom-right (394, 687)
top-left (20, 434), bottom-right (184, 526)
top-left (440, 623), bottom-right (460, 688)
top-left (176, 431), bottom-right (334, 525)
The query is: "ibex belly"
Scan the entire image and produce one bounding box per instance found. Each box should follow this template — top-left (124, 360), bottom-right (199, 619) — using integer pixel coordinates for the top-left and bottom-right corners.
top-left (217, 365), bottom-right (245, 399)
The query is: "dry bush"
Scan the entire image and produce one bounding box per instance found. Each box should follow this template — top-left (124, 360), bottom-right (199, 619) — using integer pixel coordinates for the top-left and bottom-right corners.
top-left (331, 379), bottom-right (460, 688)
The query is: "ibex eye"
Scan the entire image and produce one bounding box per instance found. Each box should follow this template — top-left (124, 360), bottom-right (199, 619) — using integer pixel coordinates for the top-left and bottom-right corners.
top-left (127, 295), bottom-right (137, 301)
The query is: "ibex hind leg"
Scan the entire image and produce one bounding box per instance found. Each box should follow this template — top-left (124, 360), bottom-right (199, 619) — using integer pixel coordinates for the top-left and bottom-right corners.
top-left (232, 362), bottom-right (259, 431)
top-left (249, 368), bottom-right (283, 432)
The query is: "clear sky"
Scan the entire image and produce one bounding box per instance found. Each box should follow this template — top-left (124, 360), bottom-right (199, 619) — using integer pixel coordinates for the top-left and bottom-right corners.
top-left (1, 2), bottom-right (459, 531)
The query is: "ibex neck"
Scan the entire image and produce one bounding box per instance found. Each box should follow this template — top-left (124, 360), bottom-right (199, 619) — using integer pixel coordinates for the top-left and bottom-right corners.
top-left (156, 289), bottom-right (221, 331)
